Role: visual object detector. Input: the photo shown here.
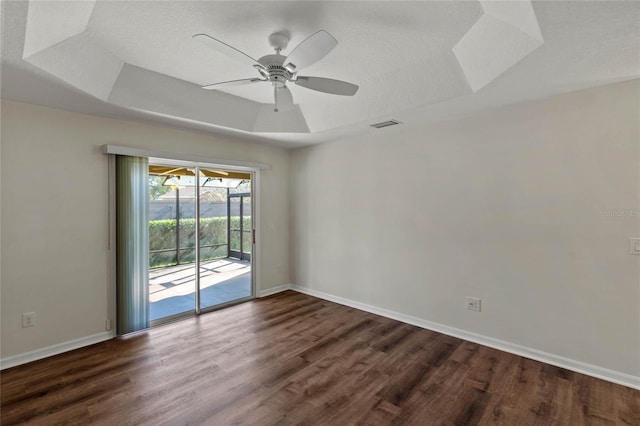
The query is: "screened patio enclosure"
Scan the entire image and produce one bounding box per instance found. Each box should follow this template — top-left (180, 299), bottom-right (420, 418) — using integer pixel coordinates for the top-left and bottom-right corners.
top-left (148, 166), bottom-right (253, 323)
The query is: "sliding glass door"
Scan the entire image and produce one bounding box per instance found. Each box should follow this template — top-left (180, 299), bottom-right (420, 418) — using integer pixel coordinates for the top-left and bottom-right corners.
top-left (148, 165), bottom-right (254, 324)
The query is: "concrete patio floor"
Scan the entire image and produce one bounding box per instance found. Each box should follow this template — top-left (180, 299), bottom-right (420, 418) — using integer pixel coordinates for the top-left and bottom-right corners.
top-left (149, 258), bottom-right (251, 321)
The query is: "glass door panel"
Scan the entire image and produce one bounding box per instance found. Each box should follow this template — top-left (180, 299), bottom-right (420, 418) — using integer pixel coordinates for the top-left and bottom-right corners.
top-left (148, 168), bottom-right (197, 322)
top-left (199, 170), bottom-right (252, 310)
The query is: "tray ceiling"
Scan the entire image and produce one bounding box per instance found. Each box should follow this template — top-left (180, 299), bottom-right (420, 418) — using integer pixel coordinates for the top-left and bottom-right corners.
top-left (2, 1), bottom-right (639, 147)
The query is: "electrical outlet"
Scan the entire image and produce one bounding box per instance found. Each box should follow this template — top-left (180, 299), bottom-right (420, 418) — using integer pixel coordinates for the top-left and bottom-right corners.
top-left (105, 319), bottom-right (112, 331)
top-left (466, 297), bottom-right (481, 312)
top-left (22, 312), bottom-right (36, 328)
top-left (630, 238), bottom-right (640, 255)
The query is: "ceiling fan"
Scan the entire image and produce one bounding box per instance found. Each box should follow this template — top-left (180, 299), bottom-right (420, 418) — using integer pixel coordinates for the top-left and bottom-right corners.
top-left (193, 30), bottom-right (359, 112)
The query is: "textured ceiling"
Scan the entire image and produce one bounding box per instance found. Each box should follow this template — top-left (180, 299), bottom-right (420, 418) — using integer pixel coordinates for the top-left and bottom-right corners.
top-left (1, 1), bottom-right (639, 147)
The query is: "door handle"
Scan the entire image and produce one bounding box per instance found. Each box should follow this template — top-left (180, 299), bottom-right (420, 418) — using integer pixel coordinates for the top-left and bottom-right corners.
top-left (252, 229), bottom-right (256, 244)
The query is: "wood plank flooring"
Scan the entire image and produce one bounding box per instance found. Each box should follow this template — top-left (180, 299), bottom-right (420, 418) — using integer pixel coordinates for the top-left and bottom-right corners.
top-left (1, 291), bottom-right (639, 425)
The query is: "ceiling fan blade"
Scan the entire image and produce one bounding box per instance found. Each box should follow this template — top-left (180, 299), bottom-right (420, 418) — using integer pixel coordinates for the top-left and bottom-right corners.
top-left (202, 78), bottom-right (264, 89)
top-left (193, 34), bottom-right (266, 71)
top-left (274, 86), bottom-right (294, 112)
top-left (294, 76), bottom-right (359, 96)
top-left (283, 30), bottom-right (337, 72)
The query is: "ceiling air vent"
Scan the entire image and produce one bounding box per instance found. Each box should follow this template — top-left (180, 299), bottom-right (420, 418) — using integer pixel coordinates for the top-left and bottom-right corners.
top-left (370, 120), bottom-right (402, 129)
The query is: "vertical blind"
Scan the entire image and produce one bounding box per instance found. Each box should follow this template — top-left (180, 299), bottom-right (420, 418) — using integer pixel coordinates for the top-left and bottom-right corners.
top-left (116, 155), bottom-right (149, 334)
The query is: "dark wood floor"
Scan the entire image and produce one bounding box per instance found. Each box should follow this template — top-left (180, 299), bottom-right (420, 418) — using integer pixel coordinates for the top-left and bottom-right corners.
top-left (1, 291), bottom-right (638, 425)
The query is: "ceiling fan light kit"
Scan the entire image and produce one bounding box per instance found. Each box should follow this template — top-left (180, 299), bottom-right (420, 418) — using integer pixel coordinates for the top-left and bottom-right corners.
top-left (193, 30), bottom-right (359, 112)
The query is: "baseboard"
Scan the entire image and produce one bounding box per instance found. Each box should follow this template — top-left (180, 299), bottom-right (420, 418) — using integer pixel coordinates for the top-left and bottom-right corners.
top-left (1, 286), bottom-right (293, 370)
top-left (291, 285), bottom-right (640, 390)
top-left (0, 331), bottom-right (115, 370)
top-left (258, 284), bottom-right (292, 298)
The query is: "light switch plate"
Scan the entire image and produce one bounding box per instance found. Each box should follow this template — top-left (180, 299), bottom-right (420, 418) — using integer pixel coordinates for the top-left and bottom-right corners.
top-left (630, 238), bottom-right (640, 255)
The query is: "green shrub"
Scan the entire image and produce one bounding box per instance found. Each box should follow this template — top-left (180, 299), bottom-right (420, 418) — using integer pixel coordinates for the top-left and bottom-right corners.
top-left (149, 217), bottom-right (249, 268)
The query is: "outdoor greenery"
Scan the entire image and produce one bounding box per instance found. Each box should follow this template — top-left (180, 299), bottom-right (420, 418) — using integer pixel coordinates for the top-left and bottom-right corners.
top-left (149, 216), bottom-right (251, 268)
top-left (149, 175), bottom-right (173, 200)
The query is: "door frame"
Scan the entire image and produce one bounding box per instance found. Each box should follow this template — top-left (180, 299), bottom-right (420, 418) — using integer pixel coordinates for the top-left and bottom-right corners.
top-left (106, 145), bottom-right (267, 333)
top-left (146, 158), bottom-right (259, 324)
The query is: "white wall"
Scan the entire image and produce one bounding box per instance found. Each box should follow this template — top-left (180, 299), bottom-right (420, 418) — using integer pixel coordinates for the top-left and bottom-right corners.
top-left (291, 80), bottom-right (640, 377)
top-left (0, 100), bottom-right (290, 358)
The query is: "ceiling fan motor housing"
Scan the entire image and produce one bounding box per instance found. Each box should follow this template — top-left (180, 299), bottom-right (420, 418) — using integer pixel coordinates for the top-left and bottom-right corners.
top-left (257, 54), bottom-right (293, 87)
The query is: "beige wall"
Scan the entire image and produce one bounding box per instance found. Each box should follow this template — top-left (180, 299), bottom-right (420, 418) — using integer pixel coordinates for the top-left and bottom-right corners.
top-left (2, 79), bottom-right (639, 378)
top-left (0, 100), bottom-right (290, 358)
top-left (291, 80), bottom-right (640, 376)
